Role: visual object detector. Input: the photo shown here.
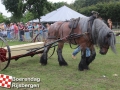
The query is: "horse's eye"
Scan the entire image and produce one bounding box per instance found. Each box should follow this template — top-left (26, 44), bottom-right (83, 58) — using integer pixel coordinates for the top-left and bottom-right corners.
top-left (104, 37), bottom-right (109, 44)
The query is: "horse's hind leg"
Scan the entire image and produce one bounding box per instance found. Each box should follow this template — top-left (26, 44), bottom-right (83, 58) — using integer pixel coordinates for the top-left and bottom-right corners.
top-left (40, 41), bottom-right (52, 65)
top-left (57, 42), bottom-right (68, 66)
top-left (78, 48), bottom-right (89, 71)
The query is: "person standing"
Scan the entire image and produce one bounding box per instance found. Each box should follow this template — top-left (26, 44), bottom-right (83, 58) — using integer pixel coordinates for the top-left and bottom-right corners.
top-left (6, 24), bottom-right (11, 40)
top-left (27, 22), bottom-right (33, 39)
top-left (14, 23), bottom-right (19, 40)
top-left (33, 22), bottom-right (39, 38)
top-left (10, 23), bottom-right (14, 39)
top-left (107, 19), bottom-right (112, 29)
top-left (19, 23), bottom-right (25, 41)
top-left (38, 23), bottom-right (43, 41)
top-left (42, 23), bottom-right (50, 42)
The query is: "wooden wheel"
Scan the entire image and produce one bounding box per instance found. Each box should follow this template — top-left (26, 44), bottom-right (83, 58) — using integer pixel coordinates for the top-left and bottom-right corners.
top-left (0, 37), bottom-right (11, 71)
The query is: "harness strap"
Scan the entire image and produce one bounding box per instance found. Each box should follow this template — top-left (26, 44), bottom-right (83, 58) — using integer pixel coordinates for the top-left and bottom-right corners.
top-left (67, 17), bottom-right (80, 48)
top-left (67, 32), bottom-right (90, 49)
top-left (69, 17), bottom-right (80, 35)
top-left (87, 16), bottom-right (97, 43)
top-left (47, 36), bottom-right (57, 39)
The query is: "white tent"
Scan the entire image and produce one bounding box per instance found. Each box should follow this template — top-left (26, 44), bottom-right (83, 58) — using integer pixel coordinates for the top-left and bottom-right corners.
top-left (30, 5), bottom-right (87, 23)
top-left (29, 19), bottom-right (39, 22)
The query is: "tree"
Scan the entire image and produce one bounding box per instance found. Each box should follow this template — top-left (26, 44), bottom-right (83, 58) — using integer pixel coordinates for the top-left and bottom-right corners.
top-left (1, 0), bottom-right (24, 22)
top-left (73, 0), bottom-right (120, 8)
top-left (20, 11), bottom-right (34, 23)
top-left (0, 14), bottom-right (10, 24)
top-left (53, 2), bottom-right (69, 9)
top-left (0, 14), bottom-right (5, 23)
top-left (24, 0), bottom-right (53, 22)
top-left (79, 2), bottom-right (120, 22)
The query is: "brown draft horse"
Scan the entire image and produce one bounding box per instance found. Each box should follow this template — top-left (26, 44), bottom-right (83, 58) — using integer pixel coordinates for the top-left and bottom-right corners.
top-left (40, 18), bottom-right (116, 71)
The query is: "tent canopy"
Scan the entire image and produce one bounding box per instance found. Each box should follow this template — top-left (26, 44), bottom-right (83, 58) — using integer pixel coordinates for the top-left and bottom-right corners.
top-left (31, 5), bottom-right (87, 23)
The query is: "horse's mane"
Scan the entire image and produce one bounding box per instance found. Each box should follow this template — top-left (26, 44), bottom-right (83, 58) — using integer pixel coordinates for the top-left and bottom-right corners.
top-left (78, 18), bottom-right (116, 53)
top-left (78, 17), bottom-right (89, 32)
top-left (92, 19), bottom-right (116, 53)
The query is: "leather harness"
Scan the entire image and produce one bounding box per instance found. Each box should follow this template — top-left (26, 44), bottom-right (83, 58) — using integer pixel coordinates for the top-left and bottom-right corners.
top-left (47, 16), bottom-right (96, 46)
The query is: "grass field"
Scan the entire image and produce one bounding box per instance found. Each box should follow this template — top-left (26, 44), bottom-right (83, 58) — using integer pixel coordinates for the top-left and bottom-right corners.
top-left (0, 41), bottom-right (120, 90)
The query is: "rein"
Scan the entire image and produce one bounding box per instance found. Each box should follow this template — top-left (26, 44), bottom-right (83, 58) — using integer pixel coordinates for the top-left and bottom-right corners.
top-left (67, 32), bottom-right (91, 49)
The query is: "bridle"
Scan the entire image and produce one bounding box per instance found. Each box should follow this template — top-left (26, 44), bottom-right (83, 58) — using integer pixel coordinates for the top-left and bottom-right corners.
top-left (100, 45), bottom-right (109, 50)
top-left (100, 36), bottom-right (110, 50)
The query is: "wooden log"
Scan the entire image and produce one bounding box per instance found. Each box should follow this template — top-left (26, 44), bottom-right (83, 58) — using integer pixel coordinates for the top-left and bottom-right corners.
top-left (4, 42), bottom-right (44, 57)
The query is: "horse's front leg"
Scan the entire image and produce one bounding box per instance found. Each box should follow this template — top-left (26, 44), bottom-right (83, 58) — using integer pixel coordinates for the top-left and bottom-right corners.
top-left (78, 48), bottom-right (89, 71)
top-left (86, 46), bottom-right (96, 66)
top-left (57, 42), bottom-right (68, 66)
top-left (40, 44), bottom-right (51, 65)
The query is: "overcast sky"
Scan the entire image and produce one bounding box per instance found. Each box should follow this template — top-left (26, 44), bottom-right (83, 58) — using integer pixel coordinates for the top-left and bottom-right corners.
top-left (0, 0), bottom-right (11, 17)
top-left (48, 0), bottom-right (75, 4)
top-left (0, 0), bottom-right (75, 17)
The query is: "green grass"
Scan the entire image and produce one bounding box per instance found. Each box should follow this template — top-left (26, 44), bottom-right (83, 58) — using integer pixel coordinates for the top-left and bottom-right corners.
top-left (0, 41), bottom-right (120, 90)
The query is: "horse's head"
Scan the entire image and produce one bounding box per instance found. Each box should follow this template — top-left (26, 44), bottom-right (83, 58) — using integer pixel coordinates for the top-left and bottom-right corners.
top-left (100, 31), bottom-right (116, 55)
top-left (92, 19), bottom-right (116, 55)
top-left (99, 32), bottom-right (112, 54)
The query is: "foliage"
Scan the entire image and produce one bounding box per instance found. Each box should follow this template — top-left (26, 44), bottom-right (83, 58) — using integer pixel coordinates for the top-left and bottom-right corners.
top-left (1, 0), bottom-right (24, 21)
top-left (0, 14), bottom-right (5, 23)
top-left (0, 14), bottom-right (10, 24)
top-left (71, 0), bottom-right (120, 22)
top-left (1, 0), bottom-right (54, 22)
top-left (53, 2), bottom-right (69, 10)
top-left (79, 2), bottom-right (120, 22)
top-left (20, 11), bottom-right (34, 23)
top-left (24, 0), bottom-right (53, 22)
top-left (73, 0), bottom-right (120, 8)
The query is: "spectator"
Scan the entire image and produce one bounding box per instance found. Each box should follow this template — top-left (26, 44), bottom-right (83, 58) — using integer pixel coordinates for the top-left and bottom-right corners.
top-left (6, 24), bottom-right (12, 40)
top-left (14, 23), bottom-right (19, 40)
top-left (1, 23), bottom-right (5, 31)
top-left (107, 19), bottom-right (112, 29)
top-left (19, 23), bottom-right (25, 41)
top-left (27, 22), bottom-right (33, 39)
top-left (33, 22), bottom-right (39, 37)
top-left (46, 23), bottom-right (50, 30)
top-left (24, 23), bottom-right (31, 41)
top-left (38, 23), bottom-right (43, 41)
top-left (10, 23), bottom-right (14, 39)
top-left (42, 24), bottom-right (48, 42)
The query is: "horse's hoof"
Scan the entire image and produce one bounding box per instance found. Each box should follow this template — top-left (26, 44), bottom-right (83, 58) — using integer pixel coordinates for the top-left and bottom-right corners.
top-left (59, 62), bottom-right (68, 66)
top-left (78, 66), bottom-right (83, 71)
top-left (78, 67), bottom-right (84, 71)
top-left (41, 63), bottom-right (47, 66)
top-left (40, 55), bottom-right (47, 65)
top-left (40, 59), bottom-right (47, 65)
top-left (83, 68), bottom-right (89, 71)
top-left (88, 67), bottom-right (90, 70)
